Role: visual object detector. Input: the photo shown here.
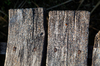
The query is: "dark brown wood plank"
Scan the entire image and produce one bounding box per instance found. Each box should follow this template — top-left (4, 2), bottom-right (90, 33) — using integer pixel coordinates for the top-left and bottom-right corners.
top-left (92, 31), bottom-right (100, 66)
top-left (4, 8), bottom-right (45, 66)
top-left (46, 11), bottom-right (90, 66)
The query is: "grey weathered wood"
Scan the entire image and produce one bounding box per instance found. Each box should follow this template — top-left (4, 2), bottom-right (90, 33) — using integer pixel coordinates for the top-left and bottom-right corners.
top-left (46, 11), bottom-right (90, 66)
top-left (0, 42), bottom-right (7, 54)
top-left (92, 31), bottom-right (100, 66)
top-left (4, 8), bottom-right (45, 66)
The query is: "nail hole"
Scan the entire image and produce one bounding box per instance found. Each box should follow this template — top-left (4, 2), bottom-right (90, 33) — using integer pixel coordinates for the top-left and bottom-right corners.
top-left (54, 47), bottom-right (57, 52)
top-left (78, 50), bottom-right (81, 54)
top-left (65, 23), bottom-right (68, 26)
top-left (40, 32), bottom-right (43, 36)
top-left (33, 47), bottom-right (36, 52)
top-left (13, 46), bottom-right (17, 51)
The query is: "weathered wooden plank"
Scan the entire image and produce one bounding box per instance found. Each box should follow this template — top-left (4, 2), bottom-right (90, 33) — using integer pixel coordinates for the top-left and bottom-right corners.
top-left (46, 11), bottom-right (90, 66)
top-left (0, 42), bottom-right (7, 54)
top-left (92, 31), bottom-right (100, 66)
top-left (4, 8), bottom-right (45, 66)
top-left (68, 11), bottom-right (90, 66)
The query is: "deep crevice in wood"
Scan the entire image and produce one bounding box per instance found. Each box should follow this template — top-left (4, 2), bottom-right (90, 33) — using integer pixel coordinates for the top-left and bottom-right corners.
top-left (41, 9), bottom-right (48, 66)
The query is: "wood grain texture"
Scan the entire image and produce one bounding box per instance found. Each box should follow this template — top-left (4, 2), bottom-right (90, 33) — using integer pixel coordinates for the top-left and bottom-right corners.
top-left (92, 31), bottom-right (100, 66)
top-left (46, 11), bottom-right (90, 66)
top-left (4, 8), bottom-right (45, 66)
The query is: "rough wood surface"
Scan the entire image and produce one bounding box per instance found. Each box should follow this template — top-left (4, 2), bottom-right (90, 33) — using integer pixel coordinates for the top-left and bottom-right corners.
top-left (92, 31), bottom-right (100, 66)
top-left (46, 11), bottom-right (90, 66)
top-left (4, 8), bottom-right (45, 66)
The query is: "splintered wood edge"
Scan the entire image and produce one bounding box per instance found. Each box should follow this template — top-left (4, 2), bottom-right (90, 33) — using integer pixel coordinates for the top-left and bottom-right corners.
top-left (94, 31), bottom-right (100, 48)
top-left (92, 31), bottom-right (100, 66)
